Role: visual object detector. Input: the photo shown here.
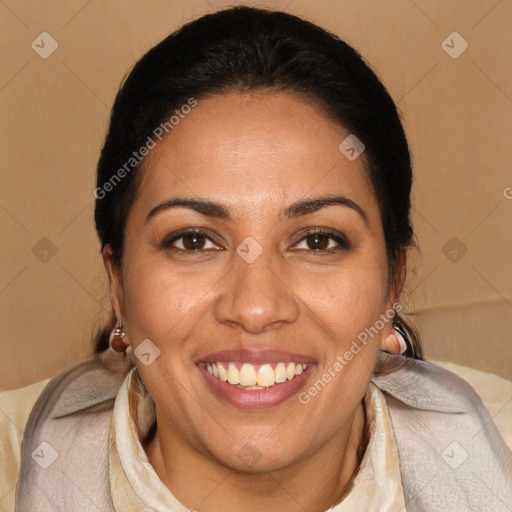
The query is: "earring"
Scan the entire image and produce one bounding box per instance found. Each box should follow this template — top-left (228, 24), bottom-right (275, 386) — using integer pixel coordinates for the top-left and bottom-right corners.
top-left (109, 322), bottom-right (128, 353)
top-left (381, 326), bottom-right (408, 355)
top-left (393, 327), bottom-right (408, 354)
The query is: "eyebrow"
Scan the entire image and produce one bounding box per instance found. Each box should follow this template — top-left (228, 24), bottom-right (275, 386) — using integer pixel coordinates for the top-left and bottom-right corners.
top-left (145, 195), bottom-right (367, 225)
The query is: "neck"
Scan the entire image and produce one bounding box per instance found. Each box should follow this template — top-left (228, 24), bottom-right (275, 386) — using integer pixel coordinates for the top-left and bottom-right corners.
top-left (144, 401), bottom-right (367, 512)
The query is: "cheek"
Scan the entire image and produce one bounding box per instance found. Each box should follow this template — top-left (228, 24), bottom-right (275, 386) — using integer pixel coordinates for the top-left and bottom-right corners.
top-left (121, 258), bottom-right (206, 342)
top-left (294, 258), bottom-right (388, 339)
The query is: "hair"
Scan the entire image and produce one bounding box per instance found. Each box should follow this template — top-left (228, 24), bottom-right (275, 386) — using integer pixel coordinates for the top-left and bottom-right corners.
top-left (93, 6), bottom-right (422, 370)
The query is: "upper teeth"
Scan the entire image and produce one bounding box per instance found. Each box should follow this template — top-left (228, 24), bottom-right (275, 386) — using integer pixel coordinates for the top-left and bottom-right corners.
top-left (204, 362), bottom-right (308, 388)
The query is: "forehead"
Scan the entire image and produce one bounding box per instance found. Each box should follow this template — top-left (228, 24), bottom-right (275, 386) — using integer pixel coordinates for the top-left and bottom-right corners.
top-left (133, 91), bottom-right (379, 222)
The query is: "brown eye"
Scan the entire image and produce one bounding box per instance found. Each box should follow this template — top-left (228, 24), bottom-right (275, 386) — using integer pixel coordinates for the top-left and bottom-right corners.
top-left (292, 229), bottom-right (350, 252)
top-left (161, 230), bottom-right (219, 251)
top-left (182, 233), bottom-right (207, 250)
top-left (306, 233), bottom-right (330, 250)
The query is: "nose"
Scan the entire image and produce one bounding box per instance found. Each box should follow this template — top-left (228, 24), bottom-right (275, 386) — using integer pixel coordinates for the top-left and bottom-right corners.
top-left (213, 251), bottom-right (300, 334)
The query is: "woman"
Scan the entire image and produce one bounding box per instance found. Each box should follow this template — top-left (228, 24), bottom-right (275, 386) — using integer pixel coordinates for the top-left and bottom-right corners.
top-left (2, 6), bottom-right (511, 511)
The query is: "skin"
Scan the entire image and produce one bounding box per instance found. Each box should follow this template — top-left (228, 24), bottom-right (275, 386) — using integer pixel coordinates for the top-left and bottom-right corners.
top-left (104, 90), bottom-right (405, 512)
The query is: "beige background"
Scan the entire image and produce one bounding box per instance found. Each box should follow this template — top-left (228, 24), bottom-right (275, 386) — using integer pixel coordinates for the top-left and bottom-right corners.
top-left (0, 0), bottom-right (511, 390)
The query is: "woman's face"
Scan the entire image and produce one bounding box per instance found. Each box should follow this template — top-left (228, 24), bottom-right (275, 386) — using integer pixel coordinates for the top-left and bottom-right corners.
top-left (106, 90), bottom-right (400, 472)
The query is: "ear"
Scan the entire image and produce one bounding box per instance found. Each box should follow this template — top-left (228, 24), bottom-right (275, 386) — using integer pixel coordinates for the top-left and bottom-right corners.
top-left (102, 244), bottom-right (125, 324)
top-left (379, 248), bottom-right (407, 354)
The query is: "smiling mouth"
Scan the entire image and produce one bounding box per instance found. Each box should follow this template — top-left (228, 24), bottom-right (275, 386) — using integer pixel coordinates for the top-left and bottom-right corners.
top-left (199, 361), bottom-right (309, 390)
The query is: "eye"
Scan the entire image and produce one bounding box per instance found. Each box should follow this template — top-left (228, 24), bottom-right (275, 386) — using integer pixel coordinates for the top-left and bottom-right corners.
top-left (292, 229), bottom-right (350, 252)
top-left (161, 229), bottom-right (222, 251)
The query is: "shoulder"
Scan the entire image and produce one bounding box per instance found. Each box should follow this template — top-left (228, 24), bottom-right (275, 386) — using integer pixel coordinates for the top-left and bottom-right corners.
top-left (372, 357), bottom-right (512, 510)
top-left (432, 359), bottom-right (512, 449)
top-left (372, 356), bottom-right (510, 442)
top-left (13, 351), bottom-right (131, 511)
top-left (0, 378), bottom-right (50, 511)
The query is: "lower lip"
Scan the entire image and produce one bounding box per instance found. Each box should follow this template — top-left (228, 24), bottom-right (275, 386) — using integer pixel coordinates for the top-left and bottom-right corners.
top-left (199, 365), bottom-right (314, 410)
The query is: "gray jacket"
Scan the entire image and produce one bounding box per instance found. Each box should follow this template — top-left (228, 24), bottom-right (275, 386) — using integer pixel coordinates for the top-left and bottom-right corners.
top-left (15, 352), bottom-right (512, 511)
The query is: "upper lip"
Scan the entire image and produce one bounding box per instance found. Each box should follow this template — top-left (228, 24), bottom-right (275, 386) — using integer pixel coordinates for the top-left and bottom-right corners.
top-left (196, 349), bottom-right (316, 365)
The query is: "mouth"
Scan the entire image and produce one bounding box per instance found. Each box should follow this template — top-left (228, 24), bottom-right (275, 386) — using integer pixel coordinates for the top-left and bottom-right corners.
top-left (196, 350), bottom-right (316, 410)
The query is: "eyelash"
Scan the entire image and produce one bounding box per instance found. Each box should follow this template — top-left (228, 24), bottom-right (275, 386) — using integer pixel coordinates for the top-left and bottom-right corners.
top-left (160, 227), bottom-right (351, 253)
